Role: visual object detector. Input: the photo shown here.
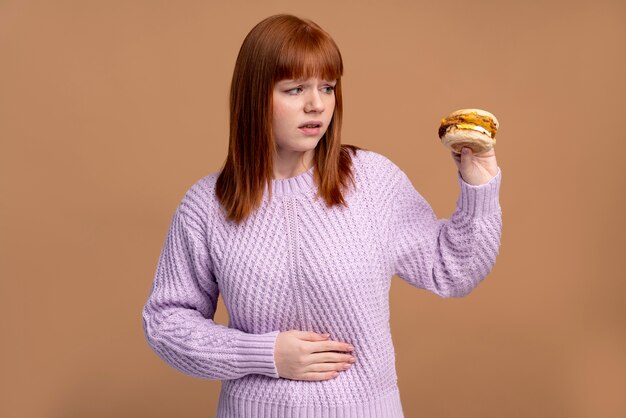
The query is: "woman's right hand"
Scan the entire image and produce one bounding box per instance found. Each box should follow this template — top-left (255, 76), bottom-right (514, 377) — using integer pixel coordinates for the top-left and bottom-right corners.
top-left (274, 330), bottom-right (356, 381)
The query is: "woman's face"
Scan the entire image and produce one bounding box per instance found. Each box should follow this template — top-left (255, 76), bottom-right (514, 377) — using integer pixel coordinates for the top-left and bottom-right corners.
top-left (272, 76), bottom-right (336, 154)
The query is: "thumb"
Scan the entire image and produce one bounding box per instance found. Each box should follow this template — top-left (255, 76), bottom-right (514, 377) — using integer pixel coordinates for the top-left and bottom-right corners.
top-left (461, 146), bottom-right (472, 163)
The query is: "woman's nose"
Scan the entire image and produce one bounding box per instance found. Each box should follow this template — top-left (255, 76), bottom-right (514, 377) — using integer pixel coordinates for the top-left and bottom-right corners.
top-left (304, 91), bottom-right (325, 113)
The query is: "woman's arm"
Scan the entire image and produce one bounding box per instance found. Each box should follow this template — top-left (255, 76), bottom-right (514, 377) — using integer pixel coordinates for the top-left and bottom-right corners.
top-left (390, 165), bottom-right (503, 298)
top-left (141, 190), bottom-right (280, 380)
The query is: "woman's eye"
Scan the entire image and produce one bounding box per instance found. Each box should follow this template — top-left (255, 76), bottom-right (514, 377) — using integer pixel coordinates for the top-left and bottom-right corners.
top-left (285, 85), bottom-right (335, 95)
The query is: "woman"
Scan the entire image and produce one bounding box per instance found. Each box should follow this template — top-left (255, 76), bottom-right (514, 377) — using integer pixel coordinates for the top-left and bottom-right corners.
top-left (141, 13), bottom-right (502, 417)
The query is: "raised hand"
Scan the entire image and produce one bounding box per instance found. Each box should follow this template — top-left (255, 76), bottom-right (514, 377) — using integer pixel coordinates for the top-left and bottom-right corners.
top-left (452, 146), bottom-right (499, 186)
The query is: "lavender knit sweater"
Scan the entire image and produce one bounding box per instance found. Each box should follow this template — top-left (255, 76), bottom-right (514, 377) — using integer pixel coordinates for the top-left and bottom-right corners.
top-left (141, 149), bottom-right (502, 417)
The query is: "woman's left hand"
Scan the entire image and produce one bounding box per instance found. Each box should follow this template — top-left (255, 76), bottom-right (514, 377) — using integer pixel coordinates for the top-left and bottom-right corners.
top-left (452, 146), bottom-right (499, 186)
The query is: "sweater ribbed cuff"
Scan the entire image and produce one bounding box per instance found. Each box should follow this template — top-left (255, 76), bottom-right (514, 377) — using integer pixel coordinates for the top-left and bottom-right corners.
top-left (456, 167), bottom-right (502, 217)
top-left (235, 330), bottom-right (281, 379)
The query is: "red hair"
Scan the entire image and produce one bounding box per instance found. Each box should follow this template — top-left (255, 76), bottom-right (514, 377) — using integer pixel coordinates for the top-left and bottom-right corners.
top-left (216, 14), bottom-right (364, 224)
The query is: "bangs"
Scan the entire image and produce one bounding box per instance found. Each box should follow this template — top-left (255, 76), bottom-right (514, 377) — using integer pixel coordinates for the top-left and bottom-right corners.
top-left (274, 28), bottom-right (343, 82)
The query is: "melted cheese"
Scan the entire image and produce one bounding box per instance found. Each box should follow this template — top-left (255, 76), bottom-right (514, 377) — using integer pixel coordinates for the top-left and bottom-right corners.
top-left (455, 123), bottom-right (492, 137)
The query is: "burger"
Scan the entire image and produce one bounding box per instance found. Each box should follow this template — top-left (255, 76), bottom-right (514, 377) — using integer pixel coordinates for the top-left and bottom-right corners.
top-left (438, 108), bottom-right (499, 154)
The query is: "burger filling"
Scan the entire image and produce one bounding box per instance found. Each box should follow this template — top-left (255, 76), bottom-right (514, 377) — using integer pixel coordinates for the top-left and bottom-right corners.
top-left (438, 112), bottom-right (497, 139)
top-left (454, 123), bottom-right (492, 137)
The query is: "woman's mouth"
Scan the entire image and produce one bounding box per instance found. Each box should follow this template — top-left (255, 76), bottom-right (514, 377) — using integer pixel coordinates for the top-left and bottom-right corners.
top-left (299, 121), bottom-right (323, 136)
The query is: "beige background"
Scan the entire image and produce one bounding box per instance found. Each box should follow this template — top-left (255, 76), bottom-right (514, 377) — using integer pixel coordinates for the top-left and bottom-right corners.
top-left (1, 1), bottom-right (625, 417)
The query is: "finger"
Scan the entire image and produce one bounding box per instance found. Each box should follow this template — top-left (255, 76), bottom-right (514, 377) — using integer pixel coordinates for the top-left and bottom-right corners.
top-left (304, 360), bottom-right (350, 374)
top-left (307, 340), bottom-right (354, 354)
top-left (296, 331), bottom-right (330, 342)
top-left (460, 147), bottom-right (473, 167)
top-left (308, 351), bottom-right (355, 364)
top-left (301, 370), bottom-right (341, 381)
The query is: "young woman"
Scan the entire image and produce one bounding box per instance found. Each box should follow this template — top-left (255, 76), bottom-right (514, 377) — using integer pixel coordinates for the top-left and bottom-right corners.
top-left (142, 14), bottom-right (502, 417)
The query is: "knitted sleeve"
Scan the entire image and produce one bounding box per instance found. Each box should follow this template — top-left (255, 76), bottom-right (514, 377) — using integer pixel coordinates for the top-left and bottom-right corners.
top-left (141, 186), bottom-right (280, 380)
top-left (390, 166), bottom-right (502, 297)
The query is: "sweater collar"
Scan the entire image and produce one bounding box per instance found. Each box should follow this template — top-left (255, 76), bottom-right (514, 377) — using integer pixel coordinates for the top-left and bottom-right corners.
top-left (264, 165), bottom-right (315, 197)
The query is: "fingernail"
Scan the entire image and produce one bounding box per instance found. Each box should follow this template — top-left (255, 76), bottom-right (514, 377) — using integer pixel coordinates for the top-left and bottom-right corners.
top-left (347, 345), bottom-right (355, 351)
top-left (462, 147), bottom-right (470, 155)
top-left (322, 333), bottom-right (330, 338)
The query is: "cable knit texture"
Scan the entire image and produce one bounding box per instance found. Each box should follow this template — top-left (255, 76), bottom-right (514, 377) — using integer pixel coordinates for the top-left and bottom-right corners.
top-left (141, 149), bottom-right (503, 417)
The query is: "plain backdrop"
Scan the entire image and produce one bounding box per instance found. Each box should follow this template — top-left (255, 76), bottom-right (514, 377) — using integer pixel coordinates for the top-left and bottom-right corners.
top-left (1, 1), bottom-right (625, 417)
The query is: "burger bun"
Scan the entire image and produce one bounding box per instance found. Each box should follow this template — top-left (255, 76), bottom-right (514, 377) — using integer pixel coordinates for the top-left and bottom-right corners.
top-left (441, 127), bottom-right (495, 155)
top-left (439, 108), bottom-right (498, 155)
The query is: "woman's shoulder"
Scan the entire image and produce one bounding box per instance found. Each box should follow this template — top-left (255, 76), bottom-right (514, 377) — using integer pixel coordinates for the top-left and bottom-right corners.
top-left (184, 170), bottom-right (219, 198)
top-left (352, 148), bottom-right (403, 182)
top-left (175, 171), bottom-right (221, 223)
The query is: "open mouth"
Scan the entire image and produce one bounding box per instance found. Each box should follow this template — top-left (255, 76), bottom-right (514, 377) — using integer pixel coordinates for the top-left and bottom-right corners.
top-left (299, 123), bottom-right (322, 128)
